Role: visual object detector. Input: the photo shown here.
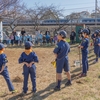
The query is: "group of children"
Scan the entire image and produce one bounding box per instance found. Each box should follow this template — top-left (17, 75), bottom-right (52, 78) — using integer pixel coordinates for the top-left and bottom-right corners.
top-left (0, 41), bottom-right (38, 95)
top-left (0, 28), bottom-right (99, 95)
top-left (10, 33), bottom-right (33, 46)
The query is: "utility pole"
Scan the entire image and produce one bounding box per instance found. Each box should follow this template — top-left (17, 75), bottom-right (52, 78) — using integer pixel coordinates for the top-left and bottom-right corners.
top-left (95, 0), bottom-right (98, 29)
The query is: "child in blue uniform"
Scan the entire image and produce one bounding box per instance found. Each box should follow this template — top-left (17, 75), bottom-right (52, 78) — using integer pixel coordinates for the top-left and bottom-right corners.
top-left (18, 41), bottom-right (39, 94)
top-left (0, 43), bottom-right (17, 93)
top-left (78, 29), bottom-right (89, 77)
top-left (53, 30), bottom-right (71, 91)
top-left (93, 30), bottom-right (100, 63)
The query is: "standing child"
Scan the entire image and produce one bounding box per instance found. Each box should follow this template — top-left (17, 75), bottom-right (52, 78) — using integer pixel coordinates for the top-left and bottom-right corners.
top-left (53, 30), bottom-right (71, 91)
top-left (18, 41), bottom-right (39, 95)
top-left (93, 30), bottom-right (100, 63)
top-left (78, 29), bottom-right (89, 77)
top-left (15, 33), bottom-right (19, 46)
top-left (0, 43), bottom-right (17, 93)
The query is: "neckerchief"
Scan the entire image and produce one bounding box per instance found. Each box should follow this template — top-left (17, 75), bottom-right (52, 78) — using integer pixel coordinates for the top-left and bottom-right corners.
top-left (24, 49), bottom-right (32, 55)
top-left (0, 49), bottom-right (4, 54)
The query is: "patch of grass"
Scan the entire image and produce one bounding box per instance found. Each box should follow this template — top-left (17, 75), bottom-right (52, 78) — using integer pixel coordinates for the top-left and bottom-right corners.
top-left (66, 38), bottom-right (70, 43)
top-left (84, 77), bottom-right (91, 82)
top-left (96, 65), bottom-right (99, 68)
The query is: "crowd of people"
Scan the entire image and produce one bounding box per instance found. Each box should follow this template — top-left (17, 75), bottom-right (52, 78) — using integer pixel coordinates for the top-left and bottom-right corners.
top-left (3, 28), bottom-right (58, 46)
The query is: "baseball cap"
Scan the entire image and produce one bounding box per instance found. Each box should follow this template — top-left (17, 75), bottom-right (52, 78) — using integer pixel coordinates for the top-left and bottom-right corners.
top-left (25, 41), bottom-right (33, 49)
top-left (58, 30), bottom-right (67, 38)
top-left (0, 43), bottom-right (5, 50)
top-left (82, 29), bottom-right (89, 35)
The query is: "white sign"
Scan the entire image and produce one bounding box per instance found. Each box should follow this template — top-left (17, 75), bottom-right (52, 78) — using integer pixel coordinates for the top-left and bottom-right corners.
top-left (0, 21), bottom-right (3, 41)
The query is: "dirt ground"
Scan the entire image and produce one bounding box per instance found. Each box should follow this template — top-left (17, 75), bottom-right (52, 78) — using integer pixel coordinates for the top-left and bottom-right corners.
top-left (0, 45), bottom-right (100, 100)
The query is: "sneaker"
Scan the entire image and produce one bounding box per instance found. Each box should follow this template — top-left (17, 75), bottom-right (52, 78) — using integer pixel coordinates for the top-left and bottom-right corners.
top-left (80, 73), bottom-right (87, 77)
top-left (93, 60), bottom-right (98, 64)
top-left (31, 90), bottom-right (37, 94)
top-left (54, 86), bottom-right (60, 91)
top-left (11, 90), bottom-right (17, 94)
top-left (21, 92), bottom-right (26, 96)
top-left (65, 81), bottom-right (72, 86)
top-left (32, 88), bottom-right (37, 93)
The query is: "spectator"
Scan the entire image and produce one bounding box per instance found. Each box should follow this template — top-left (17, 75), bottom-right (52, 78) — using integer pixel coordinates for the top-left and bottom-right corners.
top-left (70, 30), bottom-right (76, 44)
top-left (45, 29), bottom-right (50, 35)
top-left (21, 28), bottom-right (26, 43)
top-left (35, 29), bottom-right (40, 45)
top-left (15, 33), bottom-right (20, 46)
top-left (46, 33), bottom-right (50, 45)
top-left (19, 34), bottom-right (22, 46)
top-left (54, 34), bottom-right (58, 44)
top-left (53, 29), bottom-right (57, 36)
top-left (27, 34), bottom-right (30, 41)
top-left (12, 29), bottom-right (17, 44)
top-left (38, 31), bottom-right (43, 46)
top-left (43, 35), bottom-right (46, 45)
top-left (29, 35), bottom-right (33, 43)
top-left (23, 34), bottom-right (27, 44)
top-left (21, 28), bottom-right (26, 36)
top-left (10, 33), bottom-right (14, 46)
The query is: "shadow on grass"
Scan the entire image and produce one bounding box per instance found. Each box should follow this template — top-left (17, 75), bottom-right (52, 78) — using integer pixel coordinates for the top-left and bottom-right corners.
top-left (71, 67), bottom-right (81, 73)
top-left (7, 45), bottom-right (55, 49)
top-left (8, 77), bottom-right (75, 100)
top-left (0, 93), bottom-right (8, 98)
top-left (89, 48), bottom-right (94, 52)
top-left (88, 54), bottom-right (95, 59)
top-left (70, 44), bottom-right (79, 48)
top-left (89, 62), bottom-right (95, 66)
top-left (88, 58), bottom-right (95, 63)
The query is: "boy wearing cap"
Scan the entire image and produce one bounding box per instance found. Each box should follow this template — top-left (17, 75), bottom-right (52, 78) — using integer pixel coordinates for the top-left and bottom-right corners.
top-left (93, 30), bottom-right (100, 63)
top-left (18, 41), bottom-right (39, 94)
top-left (0, 43), bottom-right (17, 93)
top-left (53, 30), bottom-right (71, 91)
top-left (78, 29), bottom-right (89, 77)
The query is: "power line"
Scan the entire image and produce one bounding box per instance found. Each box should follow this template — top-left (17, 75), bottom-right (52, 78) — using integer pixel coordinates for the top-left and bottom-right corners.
top-left (64, 6), bottom-right (95, 11)
top-left (60, 2), bottom-right (95, 6)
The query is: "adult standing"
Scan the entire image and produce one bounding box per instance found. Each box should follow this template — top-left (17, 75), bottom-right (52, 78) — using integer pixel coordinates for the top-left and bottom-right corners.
top-left (21, 28), bottom-right (26, 43)
top-left (12, 29), bottom-right (17, 44)
top-left (70, 30), bottom-right (76, 44)
top-left (45, 28), bottom-right (50, 36)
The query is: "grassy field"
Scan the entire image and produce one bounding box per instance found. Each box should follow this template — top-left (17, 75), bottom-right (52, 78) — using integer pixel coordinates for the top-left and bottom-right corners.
top-left (0, 44), bottom-right (100, 100)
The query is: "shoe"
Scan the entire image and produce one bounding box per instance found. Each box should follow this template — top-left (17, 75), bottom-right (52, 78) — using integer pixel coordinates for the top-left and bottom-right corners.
top-left (54, 86), bottom-right (60, 91)
top-left (65, 81), bottom-right (72, 86)
top-left (21, 91), bottom-right (27, 96)
top-left (31, 90), bottom-right (36, 94)
top-left (11, 90), bottom-right (17, 94)
top-left (32, 88), bottom-right (37, 93)
top-left (93, 60), bottom-right (98, 64)
top-left (80, 73), bottom-right (87, 77)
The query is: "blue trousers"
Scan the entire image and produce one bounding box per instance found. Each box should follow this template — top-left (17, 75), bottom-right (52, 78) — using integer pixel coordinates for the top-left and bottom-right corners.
top-left (23, 65), bottom-right (36, 93)
top-left (82, 52), bottom-right (88, 74)
top-left (0, 67), bottom-right (14, 91)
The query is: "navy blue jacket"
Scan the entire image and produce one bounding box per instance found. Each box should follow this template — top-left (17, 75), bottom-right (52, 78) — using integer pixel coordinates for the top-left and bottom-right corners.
top-left (53, 40), bottom-right (70, 59)
top-left (94, 37), bottom-right (100, 54)
top-left (81, 38), bottom-right (89, 53)
top-left (0, 53), bottom-right (8, 70)
top-left (19, 52), bottom-right (39, 64)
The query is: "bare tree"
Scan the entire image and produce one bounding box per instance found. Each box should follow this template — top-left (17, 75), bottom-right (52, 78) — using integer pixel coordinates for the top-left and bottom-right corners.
top-left (4, 2), bottom-right (26, 31)
top-left (26, 4), bottom-right (66, 30)
top-left (0, 0), bottom-right (20, 17)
